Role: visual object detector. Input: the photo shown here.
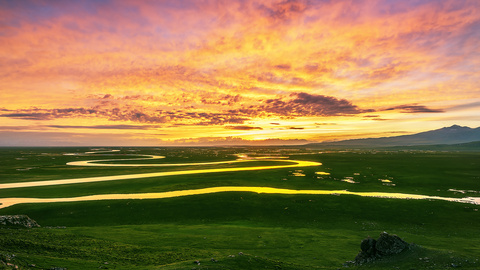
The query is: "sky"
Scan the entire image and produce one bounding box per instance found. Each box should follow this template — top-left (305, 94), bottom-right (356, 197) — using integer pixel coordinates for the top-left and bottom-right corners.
top-left (0, 0), bottom-right (479, 146)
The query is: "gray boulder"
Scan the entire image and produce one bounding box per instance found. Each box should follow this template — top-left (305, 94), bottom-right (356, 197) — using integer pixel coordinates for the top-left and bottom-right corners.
top-left (0, 215), bottom-right (40, 228)
top-left (376, 231), bottom-right (408, 256)
top-left (354, 232), bottom-right (409, 264)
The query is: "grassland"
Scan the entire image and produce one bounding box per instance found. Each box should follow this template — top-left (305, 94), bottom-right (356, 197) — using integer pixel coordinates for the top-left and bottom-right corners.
top-left (0, 147), bottom-right (479, 269)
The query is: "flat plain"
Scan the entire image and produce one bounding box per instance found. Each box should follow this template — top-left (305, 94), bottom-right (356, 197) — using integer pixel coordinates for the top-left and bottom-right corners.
top-left (0, 147), bottom-right (479, 269)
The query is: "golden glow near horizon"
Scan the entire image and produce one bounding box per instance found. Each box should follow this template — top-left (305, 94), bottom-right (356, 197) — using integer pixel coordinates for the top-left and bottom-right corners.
top-left (1, 0), bottom-right (480, 146)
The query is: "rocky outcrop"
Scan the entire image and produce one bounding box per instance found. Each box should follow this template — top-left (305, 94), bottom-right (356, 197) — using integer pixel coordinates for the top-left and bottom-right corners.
top-left (353, 232), bottom-right (410, 264)
top-left (375, 231), bottom-right (409, 256)
top-left (0, 215), bottom-right (40, 228)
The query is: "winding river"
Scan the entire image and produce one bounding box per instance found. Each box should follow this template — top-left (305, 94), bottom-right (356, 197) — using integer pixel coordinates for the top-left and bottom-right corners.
top-left (1, 150), bottom-right (479, 209)
top-left (0, 156), bottom-right (320, 190)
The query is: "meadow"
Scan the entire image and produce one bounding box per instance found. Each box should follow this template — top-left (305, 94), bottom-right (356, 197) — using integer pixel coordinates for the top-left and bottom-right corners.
top-left (0, 147), bottom-right (479, 269)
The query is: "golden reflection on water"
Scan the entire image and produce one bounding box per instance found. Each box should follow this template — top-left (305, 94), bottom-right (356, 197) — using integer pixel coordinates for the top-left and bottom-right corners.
top-left (66, 155), bottom-right (166, 166)
top-left (1, 187), bottom-right (479, 209)
top-left (66, 155), bottom-right (269, 167)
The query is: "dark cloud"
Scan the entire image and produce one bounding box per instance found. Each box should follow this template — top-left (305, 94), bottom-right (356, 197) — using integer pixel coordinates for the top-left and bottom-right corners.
top-left (88, 92), bottom-right (244, 108)
top-left (171, 136), bottom-right (310, 146)
top-left (315, 122), bottom-right (337, 125)
top-left (0, 108), bottom-right (99, 120)
top-left (289, 127), bottom-right (304, 129)
top-left (256, 72), bottom-right (287, 84)
top-left (0, 107), bottom-right (249, 125)
top-left (274, 64), bottom-right (291, 70)
top-left (290, 77), bottom-right (306, 85)
top-left (364, 118), bottom-right (390, 121)
top-left (201, 94), bottom-right (242, 106)
top-left (1, 92), bottom-right (370, 126)
top-left (261, 92), bottom-right (369, 116)
top-left (0, 125), bottom-right (42, 131)
top-left (257, 0), bottom-right (308, 22)
top-left (386, 105), bottom-right (444, 113)
top-left (270, 122), bottom-right (281, 125)
top-left (46, 124), bottom-right (160, 130)
top-left (0, 113), bottom-right (53, 120)
top-left (176, 112), bottom-right (249, 125)
top-left (303, 62), bottom-right (333, 74)
top-left (303, 64), bottom-right (318, 72)
top-left (362, 115), bottom-right (390, 121)
top-left (225, 125), bottom-right (263, 130)
top-left (448, 101), bottom-right (480, 111)
top-left (110, 110), bottom-right (170, 123)
top-left (362, 115), bottom-right (391, 121)
top-left (225, 92), bottom-right (370, 119)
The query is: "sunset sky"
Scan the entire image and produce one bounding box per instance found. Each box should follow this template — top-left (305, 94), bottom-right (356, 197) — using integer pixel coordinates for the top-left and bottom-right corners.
top-left (1, 0), bottom-right (479, 146)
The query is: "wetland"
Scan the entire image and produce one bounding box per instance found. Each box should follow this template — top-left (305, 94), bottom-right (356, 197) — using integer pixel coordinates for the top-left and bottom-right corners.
top-left (0, 147), bottom-right (479, 269)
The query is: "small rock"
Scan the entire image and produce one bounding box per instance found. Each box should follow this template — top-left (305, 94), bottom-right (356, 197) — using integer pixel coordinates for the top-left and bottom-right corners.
top-left (352, 232), bottom-right (410, 265)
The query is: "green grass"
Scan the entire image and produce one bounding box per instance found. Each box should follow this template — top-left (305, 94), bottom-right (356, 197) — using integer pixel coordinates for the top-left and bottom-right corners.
top-left (1, 193), bottom-right (479, 269)
top-left (0, 147), bottom-right (479, 269)
top-left (292, 151), bottom-right (480, 197)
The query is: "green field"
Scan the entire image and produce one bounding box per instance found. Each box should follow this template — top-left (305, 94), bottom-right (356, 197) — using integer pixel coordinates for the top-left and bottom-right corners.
top-left (1, 147), bottom-right (479, 269)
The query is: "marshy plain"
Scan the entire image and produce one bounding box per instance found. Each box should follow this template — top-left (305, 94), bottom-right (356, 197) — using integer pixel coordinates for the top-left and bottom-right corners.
top-left (0, 147), bottom-right (479, 269)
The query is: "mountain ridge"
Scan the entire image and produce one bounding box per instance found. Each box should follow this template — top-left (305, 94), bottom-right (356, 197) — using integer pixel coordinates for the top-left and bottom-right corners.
top-left (306, 125), bottom-right (480, 148)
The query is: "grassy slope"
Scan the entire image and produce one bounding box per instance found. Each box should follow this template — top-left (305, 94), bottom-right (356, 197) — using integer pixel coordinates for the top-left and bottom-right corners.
top-left (1, 193), bottom-right (479, 269)
top-left (0, 148), bottom-right (479, 269)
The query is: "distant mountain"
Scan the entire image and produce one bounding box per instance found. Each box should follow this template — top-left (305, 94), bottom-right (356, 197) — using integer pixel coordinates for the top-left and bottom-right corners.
top-left (387, 140), bottom-right (480, 151)
top-left (306, 125), bottom-right (480, 148)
